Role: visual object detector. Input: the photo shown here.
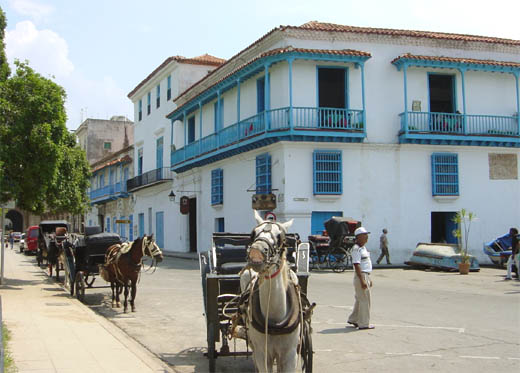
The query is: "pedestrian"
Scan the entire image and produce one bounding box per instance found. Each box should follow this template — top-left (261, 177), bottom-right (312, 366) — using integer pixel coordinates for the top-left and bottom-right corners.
top-left (347, 227), bottom-right (374, 330)
top-left (505, 228), bottom-right (519, 280)
top-left (376, 228), bottom-right (391, 265)
top-left (9, 231), bottom-right (14, 249)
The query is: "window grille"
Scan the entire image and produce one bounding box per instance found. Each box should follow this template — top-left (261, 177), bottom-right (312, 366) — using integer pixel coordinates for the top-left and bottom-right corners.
top-left (431, 153), bottom-right (459, 196)
top-left (313, 150), bottom-right (342, 194)
top-left (256, 153), bottom-right (271, 194)
top-left (211, 168), bottom-right (223, 205)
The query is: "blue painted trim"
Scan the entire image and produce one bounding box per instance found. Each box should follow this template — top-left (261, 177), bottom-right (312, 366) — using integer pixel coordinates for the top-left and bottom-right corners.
top-left (400, 132), bottom-right (520, 147)
top-left (431, 153), bottom-right (459, 196)
top-left (515, 72), bottom-right (520, 134)
top-left (168, 51), bottom-right (371, 121)
top-left (459, 68), bottom-right (467, 134)
top-left (288, 58), bottom-right (294, 132)
top-left (403, 64), bottom-right (408, 134)
top-left (199, 102), bottom-right (203, 155)
top-left (313, 150), bottom-right (342, 195)
top-left (256, 76), bottom-right (265, 113)
top-left (183, 112), bottom-right (187, 147)
top-left (360, 62), bottom-right (366, 136)
top-left (393, 57), bottom-right (520, 74)
top-left (264, 65), bottom-right (270, 131)
top-left (237, 78), bottom-right (241, 123)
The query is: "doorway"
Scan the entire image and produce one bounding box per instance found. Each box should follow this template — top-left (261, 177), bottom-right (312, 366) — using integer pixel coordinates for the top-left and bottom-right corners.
top-left (431, 212), bottom-right (457, 244)
top-left (189, 198), bottom-right (197, 252)
top-left (428, 74), bottom-right (455, 113)
top-left (5, 210), bottom-right (23, 232)
top-left (318, 68), bottom-right (346, 109)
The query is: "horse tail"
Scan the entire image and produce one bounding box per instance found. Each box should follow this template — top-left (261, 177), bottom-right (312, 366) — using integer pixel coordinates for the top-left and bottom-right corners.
top-left (99, 264), bottom-right (110, 283)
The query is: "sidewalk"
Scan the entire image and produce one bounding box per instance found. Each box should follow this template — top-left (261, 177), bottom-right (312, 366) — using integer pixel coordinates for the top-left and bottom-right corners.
top-left (0, 245), bottom-right (175, 373)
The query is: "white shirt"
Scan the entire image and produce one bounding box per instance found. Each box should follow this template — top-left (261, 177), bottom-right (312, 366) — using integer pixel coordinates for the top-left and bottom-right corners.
top-left (351, 244), bottom-right (372, 273)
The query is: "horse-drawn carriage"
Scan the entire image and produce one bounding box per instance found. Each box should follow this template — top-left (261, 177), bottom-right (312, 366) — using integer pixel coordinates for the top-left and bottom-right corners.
top-left (199, 214), bottom-right (314, 372)
top-left (37, 220), bottom-right (70, 278)
top-left (61, 226), bottom-right (122, 302)
top-left (307, 216), bottom-right (361, 272)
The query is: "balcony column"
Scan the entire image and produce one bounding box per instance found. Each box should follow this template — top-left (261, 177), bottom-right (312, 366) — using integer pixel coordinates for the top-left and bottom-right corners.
top-left (360, 62), bottom-right (366, 135)
top-left (288, 58), bottom-right (294, 131)
top-left (183, 112), bottom-right (187, 160)
top-left (237, 78), bottom-right (241, 140)
top-left (515, 71), bottom-right (520, 135)
top-left (403, 63), bottom-right (408, 134)
top-left (198, 102), bottom-right (202, 155)
top-left (264, 64), bottom-right (270, 131)
top-left (459, 68), bottom-right (467, 135)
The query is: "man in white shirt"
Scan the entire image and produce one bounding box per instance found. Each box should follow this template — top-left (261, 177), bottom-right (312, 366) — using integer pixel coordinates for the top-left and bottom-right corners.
top-left (347, 227), bottom-right (374, 330)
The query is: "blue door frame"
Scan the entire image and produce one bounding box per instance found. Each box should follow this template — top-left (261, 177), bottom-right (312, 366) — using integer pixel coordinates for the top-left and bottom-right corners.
top-left (138, 213), bottom-right (145, 237)
top-left (311, 211), bottom-right (343, 235)
top-left (156, 211), bottom-right (164, 249)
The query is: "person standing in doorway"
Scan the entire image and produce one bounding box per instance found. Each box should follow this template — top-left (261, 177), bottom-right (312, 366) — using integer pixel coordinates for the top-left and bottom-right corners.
top-left (376, 228), bottom-right (391, 265)
top-left (347, 227), bottom-right (374, 330)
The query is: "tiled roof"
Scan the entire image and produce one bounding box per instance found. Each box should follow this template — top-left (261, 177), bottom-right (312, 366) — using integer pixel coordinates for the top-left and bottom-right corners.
top-left (167, 47), bottom-right (371, 119)
top-left (92, 154), bottom-right (132, 173)
top-left (296, 21), bottom-right (520, 46)
top-left (127, 54), bottom-right (225, 98)
top-left (392, 53), bottom-right (520, 68)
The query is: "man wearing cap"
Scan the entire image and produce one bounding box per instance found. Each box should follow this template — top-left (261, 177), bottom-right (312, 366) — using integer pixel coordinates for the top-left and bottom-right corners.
top-left (347, 227), bottom-right (374, 330)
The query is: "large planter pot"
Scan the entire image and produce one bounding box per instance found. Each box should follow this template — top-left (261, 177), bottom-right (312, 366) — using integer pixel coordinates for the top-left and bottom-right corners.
top-left (459, 262), bottom-right (470, 275)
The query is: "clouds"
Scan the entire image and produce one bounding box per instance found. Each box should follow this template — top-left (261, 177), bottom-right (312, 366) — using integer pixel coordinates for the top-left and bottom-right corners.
top-left (5, 19), bottom-right (132, 129)
top-left (8, 0), bottom-right (54, 23)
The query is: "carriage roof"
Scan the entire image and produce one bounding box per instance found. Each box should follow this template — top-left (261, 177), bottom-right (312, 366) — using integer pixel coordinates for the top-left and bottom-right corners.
top-left (324, 216), bottom-right (359, 240)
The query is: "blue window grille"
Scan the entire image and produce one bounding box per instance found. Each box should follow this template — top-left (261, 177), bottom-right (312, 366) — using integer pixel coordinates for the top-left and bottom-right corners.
top-left (211, 168), bottom-right (224, 205)
top-left (167, 75), bottom-right (172, 100)
top-left (106, 217), bottom-right (110, 232)
top-left (156, 84), bottom-right (160, 108)
top-left (256, 153), bottom-right (272, 194)
top-left (129, 215), bottom-right (134, 241)
top-left (138, 99), bottom-right (142, 121)
top-left (215, 217), bottom-right (225, 232)
top-left (147, 92), bottom-right (151, 115)
top-left (313, 150), bottom-right (342, 194)
top-left (431, 153), bottom-right (459, 196)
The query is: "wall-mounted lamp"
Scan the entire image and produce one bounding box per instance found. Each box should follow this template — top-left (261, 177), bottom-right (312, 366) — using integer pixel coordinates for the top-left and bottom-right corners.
top-left (168, 190), bottom-right (176, 202)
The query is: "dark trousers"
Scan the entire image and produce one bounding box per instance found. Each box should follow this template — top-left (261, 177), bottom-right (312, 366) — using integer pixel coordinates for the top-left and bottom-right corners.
top-left (376, 247), bottom-right (390, 264)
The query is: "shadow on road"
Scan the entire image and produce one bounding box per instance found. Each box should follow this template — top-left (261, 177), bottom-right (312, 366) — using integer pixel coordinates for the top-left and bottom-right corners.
top-left (319, 327), bottom-right (359, 334)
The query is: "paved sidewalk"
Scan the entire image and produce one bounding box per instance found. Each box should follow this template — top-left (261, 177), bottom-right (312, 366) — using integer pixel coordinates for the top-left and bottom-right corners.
top-left (0, 245), bottom-right (174, 373)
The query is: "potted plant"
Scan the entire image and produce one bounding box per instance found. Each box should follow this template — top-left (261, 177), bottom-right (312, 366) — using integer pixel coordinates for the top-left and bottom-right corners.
top-left (452, 208), bottom-right (475, 275)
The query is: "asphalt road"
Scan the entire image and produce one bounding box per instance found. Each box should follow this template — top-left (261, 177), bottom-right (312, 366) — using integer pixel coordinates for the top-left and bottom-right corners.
top-left (33, 252), bottom-right (520, 372)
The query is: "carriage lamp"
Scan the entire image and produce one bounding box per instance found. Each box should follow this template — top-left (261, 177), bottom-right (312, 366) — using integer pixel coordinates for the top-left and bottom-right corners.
top-left (168, 190), bottom-right (176, 202)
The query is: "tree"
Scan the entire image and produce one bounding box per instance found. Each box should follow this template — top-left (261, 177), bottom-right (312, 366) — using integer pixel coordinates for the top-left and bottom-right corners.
top-left (0, 7), bottom-right (90, 214)
top-left (0, 7), bottom-right (10, 82)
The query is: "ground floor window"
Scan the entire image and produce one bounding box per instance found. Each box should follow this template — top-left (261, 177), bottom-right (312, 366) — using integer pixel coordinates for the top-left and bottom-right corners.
top-left (215, 217), bottom-right (225, 232)
top-left (431, 153), bottom-right (459, 196)
top-left (211, 168), bottom-right (223, 205)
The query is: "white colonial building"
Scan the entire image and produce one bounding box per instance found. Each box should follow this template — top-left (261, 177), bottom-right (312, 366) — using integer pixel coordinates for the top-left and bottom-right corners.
top-left (166, 22), bottom-right (520, 264)
top-left (127, 55), bottom-right (225, 251)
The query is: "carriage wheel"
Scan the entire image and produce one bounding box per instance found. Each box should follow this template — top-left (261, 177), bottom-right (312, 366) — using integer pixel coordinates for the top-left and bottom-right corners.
top-left (301, 321), bottom-right (313, 372)
top-left (330, 248), bottom-right (349, 273)
top-left (207, 322), bottom-right (216, 373)
top-left (75, 272), bottom-right (86, 302)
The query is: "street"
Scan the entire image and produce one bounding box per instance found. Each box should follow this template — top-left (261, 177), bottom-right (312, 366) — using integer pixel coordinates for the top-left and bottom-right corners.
top-left (8, 246), bottom-right (520, 372)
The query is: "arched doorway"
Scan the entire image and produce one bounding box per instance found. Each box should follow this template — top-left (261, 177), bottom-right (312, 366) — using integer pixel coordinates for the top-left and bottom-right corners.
top-left (6, 209), bottom-right (23, 232)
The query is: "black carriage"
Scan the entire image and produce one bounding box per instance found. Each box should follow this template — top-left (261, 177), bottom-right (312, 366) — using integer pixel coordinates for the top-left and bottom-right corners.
top-left (307, 216), bottom-right (361, 272)
top-left (199, 232), bottom-right (313, 372)
top-left (37, 220), bottom-right (70, 277)
top-left (62, 226), bottom-right (122, 302)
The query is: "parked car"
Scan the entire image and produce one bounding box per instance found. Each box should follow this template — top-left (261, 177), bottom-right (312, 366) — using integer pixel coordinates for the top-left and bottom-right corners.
top-left (24, 226), bottom-right (39, 255)
top-left (12, 232), bottom-right (22, 242)
top-left (19, 233), bottom-right (26, 253)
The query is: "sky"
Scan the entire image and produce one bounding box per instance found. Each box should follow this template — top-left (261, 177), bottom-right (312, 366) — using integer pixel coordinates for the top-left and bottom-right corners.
top-left (2, 0), bottom-right (519, 130)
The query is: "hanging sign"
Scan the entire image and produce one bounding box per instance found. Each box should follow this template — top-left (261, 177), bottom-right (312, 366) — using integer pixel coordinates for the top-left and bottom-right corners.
top-left (180, 196), bottom-right (190, 215)
top-left (252, 193), bottom-right (277, 210)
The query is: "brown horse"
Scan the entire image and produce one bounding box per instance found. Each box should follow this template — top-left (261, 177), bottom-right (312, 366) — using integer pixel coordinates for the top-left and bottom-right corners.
top-left (101, 234), bottom-right (163, 312)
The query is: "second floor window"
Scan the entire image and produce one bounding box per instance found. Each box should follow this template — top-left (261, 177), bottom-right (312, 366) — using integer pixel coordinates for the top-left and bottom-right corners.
top-left (156, 84), bottom-right (160, 108)
top-left (214, 98), bottom-right (224, 133)
top-left (211, 168), bottom-right (223, 205)
top-left (147, 92), bottom-right (151, 115)
top-left (188, 116), bottom-right (195, 144)
top-left (313, 150), bottom-right (342, 194)
top-left (167, 75), bottom-right (172, 100)
top-left (257, 76), bottom-right (265, 113)
top-left (138, 99), bottom-right (142, 121)
top-left (103, 142), bottom-right (111, 150)
top-left (431, 153), bottom-right (459, 196)
top-left (256, 153), bottom-right (271, 194)
top-left (138, 148), bottom-right (143, 176)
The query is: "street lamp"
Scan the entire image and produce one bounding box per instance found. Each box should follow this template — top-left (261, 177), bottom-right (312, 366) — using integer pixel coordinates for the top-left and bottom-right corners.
top-left (168, 190), bottom-right (176, 202)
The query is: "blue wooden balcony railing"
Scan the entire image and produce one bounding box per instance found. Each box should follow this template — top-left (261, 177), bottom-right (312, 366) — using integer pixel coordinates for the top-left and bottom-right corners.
top-left (126, 167), bottom-right (173, 192)
top-left (171, 106), bottom-right (365, 169)
top-left (90, 182), bottom-right (128, 203)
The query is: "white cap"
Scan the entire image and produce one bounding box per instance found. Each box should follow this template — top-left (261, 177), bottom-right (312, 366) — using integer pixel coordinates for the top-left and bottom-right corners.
top-left (354, 227), bottom-right (370, 236)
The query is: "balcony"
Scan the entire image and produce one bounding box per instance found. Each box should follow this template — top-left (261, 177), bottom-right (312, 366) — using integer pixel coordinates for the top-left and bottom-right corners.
top-left (399, 112), bottom-right (520, 147)
top-left (90, 182), bottom-right (128, 204)
top-left (171, 107), bottom-right (365, 172)
top-left (126, 167), bottom-right (173, 192)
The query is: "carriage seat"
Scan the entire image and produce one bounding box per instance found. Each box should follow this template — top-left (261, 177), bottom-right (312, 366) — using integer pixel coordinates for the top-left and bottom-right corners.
top-left (85, 226), bottom-right (102, 236)
top-left (216, 245), bottom-right (248, 274)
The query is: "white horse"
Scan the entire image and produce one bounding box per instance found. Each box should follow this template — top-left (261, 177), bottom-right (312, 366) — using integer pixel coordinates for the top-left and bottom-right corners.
top-left (240, 210), bottom-right (302, 373)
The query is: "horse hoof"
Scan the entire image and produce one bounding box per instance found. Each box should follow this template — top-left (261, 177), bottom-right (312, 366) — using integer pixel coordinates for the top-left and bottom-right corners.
top-left (117, 302), bottom-right (121, 308)
top-left (111, 302), bottom-right (116, 308)
top-left (131, 308), bottom-right (136, 312)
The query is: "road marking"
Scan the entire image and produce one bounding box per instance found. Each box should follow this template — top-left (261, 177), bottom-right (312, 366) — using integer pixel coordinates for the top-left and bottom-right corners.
top-left (319, 304), bottom-right (353, 309)
top-left (412, 354), bottom-right (442, 358)
top-left (385, 352), bottom-right (409, 355)
top-left (313, 321), bottom-right (464, 333)
top-left (508, 357), bottom-right (520, 360)
top-left (460, 356), bottom-right (500, 360)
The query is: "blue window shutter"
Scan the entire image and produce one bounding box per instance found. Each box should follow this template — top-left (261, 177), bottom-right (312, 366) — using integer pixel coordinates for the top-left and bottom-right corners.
top-left (167, 75), bottom-right (172, 100)
top-left (313, 150), bottom-right (342, 194)
top-left (129, 215), bottom-right (134, 241)
top-left (156, 84), bottom-right (160, 108)
top-left (431, 153), bottom-right (459, 196)
top-left (211, 168), bottom-right (223, 205)
top-left (106, 217), bottom-right (110, 232)
top-left (256, 153), bottom-right (271, 194)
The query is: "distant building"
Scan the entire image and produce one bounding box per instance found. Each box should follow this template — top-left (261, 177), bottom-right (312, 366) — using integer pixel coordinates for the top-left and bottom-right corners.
top-left (165, 21), bottom-right (520, 263)
top-left (127, 54), bottom-right (225, 250)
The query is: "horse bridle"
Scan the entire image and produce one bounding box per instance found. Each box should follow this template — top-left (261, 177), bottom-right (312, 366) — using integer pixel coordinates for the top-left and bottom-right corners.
top-left (247, 222), bottom-right (287, 266)
top-left (142, 236), bottom-right (162, 258)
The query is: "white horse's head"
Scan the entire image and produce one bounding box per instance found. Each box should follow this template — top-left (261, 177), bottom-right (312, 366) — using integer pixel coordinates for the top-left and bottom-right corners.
top-left (247, 210), bottom-right (293, 271)
top-left (142, 234), bottom-right (163, 263)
